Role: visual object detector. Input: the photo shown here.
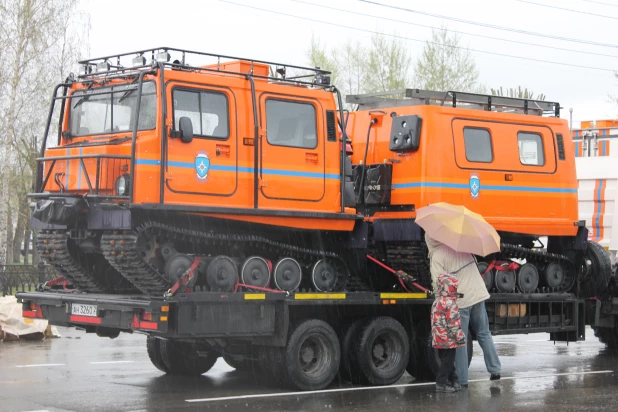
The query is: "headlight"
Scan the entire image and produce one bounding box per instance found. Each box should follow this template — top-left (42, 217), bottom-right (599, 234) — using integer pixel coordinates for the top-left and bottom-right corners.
top-left (115, 174), bottom-right (130, 196)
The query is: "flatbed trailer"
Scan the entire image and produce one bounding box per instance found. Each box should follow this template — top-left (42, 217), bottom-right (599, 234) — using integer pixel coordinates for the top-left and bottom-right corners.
top-left (16, 287), bottom-right (586, 389)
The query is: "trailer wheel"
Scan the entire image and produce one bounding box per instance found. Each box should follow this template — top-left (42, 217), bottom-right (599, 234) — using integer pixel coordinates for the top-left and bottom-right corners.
top-left (352, 317), bottom-right (409, 386)
top-left (282, 319), bottom-right (340, 390)
top-left (406, 324), bottom-right (433, 381)
top-left (593, 327), bottom-right (618, 348)
top-left (338, 318), bottom-right (366, 382)
top-left (257, 346), bottom-right (287, 385)
top-left (581, 241), bottom-right (613, 298)
top-left (146, 336), bottom-right (170, 373)
top-left (160, 340), bottom-right (218, 376)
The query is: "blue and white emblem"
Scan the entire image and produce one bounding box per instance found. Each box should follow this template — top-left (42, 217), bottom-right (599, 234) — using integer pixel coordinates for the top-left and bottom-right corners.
top-left (195, 151), bottom-right (210, 182)
top-left (469, 174), bottom-right (480, 199)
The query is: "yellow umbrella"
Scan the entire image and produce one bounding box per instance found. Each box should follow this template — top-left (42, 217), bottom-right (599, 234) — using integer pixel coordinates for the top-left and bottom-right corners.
top-left (416, 202), bottom-right (500, 257)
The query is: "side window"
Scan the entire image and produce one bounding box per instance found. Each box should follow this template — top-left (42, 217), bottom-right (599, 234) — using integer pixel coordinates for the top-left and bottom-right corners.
top-left (172, 89), bottom-right (229, 139)
top-left (463, 127), bottom-right (493, 163)
top-left (265, 100), bottom-right (317, 149)
top-left (518, 132), bottom-right (545, 166)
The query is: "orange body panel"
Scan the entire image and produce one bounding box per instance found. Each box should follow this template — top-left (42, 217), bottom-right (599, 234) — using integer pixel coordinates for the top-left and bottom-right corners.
top-left (44, 62), bottom-right (579, 239)
top-left (44, 68), bottom-right (353, 231)
top-left (348, 105), bottom-right (578, 237)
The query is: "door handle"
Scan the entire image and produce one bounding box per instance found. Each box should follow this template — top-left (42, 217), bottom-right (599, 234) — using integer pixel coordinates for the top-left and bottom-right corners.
top-left (305, 153), bottom-right (318, 164)
top-left (216, 144), bottom-right (230, 157)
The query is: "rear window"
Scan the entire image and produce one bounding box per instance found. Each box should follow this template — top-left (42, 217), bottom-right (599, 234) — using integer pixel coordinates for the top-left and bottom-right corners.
top-left (463, 128), bottom-right (493, 163)
top-left (518, 132), bottom-right (545, 166)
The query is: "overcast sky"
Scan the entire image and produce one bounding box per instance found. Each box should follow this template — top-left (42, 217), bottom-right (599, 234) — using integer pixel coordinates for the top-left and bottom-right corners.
top-left (80, 0), bottom-right (618, 128)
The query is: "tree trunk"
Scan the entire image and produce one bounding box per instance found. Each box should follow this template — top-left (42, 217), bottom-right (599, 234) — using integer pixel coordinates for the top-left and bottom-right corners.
top-left (12, 197), bottom-right (28, 263)
top-left (24, 229), bottom-right (31, 265)
top-left (32, 229), bottom-right (40, 265)
top-left (5, 206), bottom-right (14, 265)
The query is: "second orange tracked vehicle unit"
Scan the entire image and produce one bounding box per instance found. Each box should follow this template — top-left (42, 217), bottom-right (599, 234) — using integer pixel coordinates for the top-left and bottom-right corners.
top-left (31, 47), bottom-right (611, 298)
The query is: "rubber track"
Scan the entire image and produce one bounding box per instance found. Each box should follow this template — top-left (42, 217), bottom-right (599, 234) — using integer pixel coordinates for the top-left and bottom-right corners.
top-left (102, 221), bottom-right (371, 296)
top-left (386, 242), bottom-right (432, 289)
top-left (36, 230), bottom-right (108, 292)
top-left (386, 242), bottom-right (576, 293)
top-left (498, 243), bottom-right (576, 293)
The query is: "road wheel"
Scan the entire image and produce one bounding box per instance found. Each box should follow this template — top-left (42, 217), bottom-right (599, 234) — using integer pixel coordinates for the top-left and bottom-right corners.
top-left (146, 336), bottom-right (170, 373)
top-left (338, 318), bottom-right (366, 382)
top-left (351, 317), bottom-right (409, 386)
top-left (425, 330), bottom-right (473, 379)
top-left (160, 340), bottom-right (218, 376)
top-left (281, 319), bottom-right (340, 390)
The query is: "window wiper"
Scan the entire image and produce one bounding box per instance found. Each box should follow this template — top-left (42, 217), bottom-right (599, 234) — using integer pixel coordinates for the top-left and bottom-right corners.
top-left (73, 94), bottom-right (90, 108)
top-left (119, 78), bottom-right (140, 103)
top-left (118, 88), bottom-right (135, 103)
top-left (73, 84), bottom-right (95, 108)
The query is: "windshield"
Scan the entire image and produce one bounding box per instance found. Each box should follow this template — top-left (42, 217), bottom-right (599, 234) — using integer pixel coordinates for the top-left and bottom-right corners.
top-left (69, 81), bottom-right (156, 137)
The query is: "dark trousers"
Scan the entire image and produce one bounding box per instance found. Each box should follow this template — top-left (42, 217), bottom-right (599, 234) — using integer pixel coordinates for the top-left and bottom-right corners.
top-left (436, 348), bottom-right (458, 386)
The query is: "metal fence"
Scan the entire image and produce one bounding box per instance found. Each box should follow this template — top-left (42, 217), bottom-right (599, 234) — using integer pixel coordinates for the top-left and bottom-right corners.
top-left (0, 264), bottom-right (57, 296)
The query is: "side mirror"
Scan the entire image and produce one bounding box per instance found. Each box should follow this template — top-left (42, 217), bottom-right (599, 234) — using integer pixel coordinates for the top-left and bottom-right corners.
top-left (178, 116), bottom-right (193, 143)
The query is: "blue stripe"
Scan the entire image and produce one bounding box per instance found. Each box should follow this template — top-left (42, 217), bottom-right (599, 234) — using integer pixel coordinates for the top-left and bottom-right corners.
top-left (165, 161), bottom-right (339, 179)
top-left (392, 181), bottom-right (577, 194)
top-left (77, 148), bottom-right (82, 190)
top-left (575, 142), bottom-right (579, 157)
top-left (483, 185), bottom-right (577, 193)
top-left (135, 159), bottom-right (161, 166)
top-left (602, 141), bottom-right (607, 156)
top-left (392, 182), bottom-right (468, 189)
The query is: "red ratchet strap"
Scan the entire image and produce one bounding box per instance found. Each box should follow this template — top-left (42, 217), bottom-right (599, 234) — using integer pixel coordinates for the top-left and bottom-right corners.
top-left (167, 257), bottom-right (200, 296)
top-left (45, 277), bottom-right (74, 291)
top-left (366, 254), bottom-right (430, 293)
top-left (482, 260), bottom-right (520, 278)
top-left (235, 283), bottom-right (286, 294)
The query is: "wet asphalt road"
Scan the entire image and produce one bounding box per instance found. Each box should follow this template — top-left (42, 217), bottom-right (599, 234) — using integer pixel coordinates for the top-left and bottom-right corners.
top-left (1, 327), bottom-right (618, 412)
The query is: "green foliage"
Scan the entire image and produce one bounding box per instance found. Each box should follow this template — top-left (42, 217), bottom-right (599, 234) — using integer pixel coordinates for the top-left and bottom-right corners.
top-left (307, 31), bottom-right (412, 105)
top-left (414, 28), bottom-right (481, 92)
top-left (363, 32), bottom-right (411, 93)
top-left (491, 86), bottom-right (546, 101)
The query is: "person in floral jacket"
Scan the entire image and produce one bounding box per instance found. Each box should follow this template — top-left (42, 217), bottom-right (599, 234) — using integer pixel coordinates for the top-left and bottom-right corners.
top-left (431, 272), bottom-right (466, 392)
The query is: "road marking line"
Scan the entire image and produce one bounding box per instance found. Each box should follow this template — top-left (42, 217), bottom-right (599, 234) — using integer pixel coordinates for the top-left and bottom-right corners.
top-left (185, 370), bottom-right (614, 403)
top-left (89, 361), bottom-right (135, 364)
top-left (527, 339), bottom-right (551, 342)
top-left (15, 363), bottom-right (65, 368)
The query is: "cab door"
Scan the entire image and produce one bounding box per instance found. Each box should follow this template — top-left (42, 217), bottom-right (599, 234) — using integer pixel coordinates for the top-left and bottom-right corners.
top-left (164, 83), bottom-right (243, 206)
top-left (258, 95), bottom-right (326, 204)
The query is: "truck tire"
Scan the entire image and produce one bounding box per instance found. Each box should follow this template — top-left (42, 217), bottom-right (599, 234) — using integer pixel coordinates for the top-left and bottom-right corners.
top-left (406, 324), bottom-right (433, 381)
top-left (258, 345), bottom-right (292, 386)
top-left (351, 317), bottom-right (409, 386)
top-left (146, 336), bottom-right (170, 373)
top-left (581, 241), bottom-right (613, 298)
top-left (338, 318), bottom-right (366, 382)
top-left (160, 340), bottom-right (218, 376)
top-left (281, 319), bottom-right (341, 390)
top-left (224, 351), bottom-right (262, 375)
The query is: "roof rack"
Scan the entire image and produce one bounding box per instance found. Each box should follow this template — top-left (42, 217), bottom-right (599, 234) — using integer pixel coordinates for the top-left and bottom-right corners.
top-left (76, 47), bottom-right (332, 88)
top-left (346, 89), bottom-right (560, 117)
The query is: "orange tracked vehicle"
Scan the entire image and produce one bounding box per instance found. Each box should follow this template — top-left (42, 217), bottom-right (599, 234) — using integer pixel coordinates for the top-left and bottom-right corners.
top-left (21, 47), bottom-right (616, 390)
top-left (31, 47), bottom-right (608, 298)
